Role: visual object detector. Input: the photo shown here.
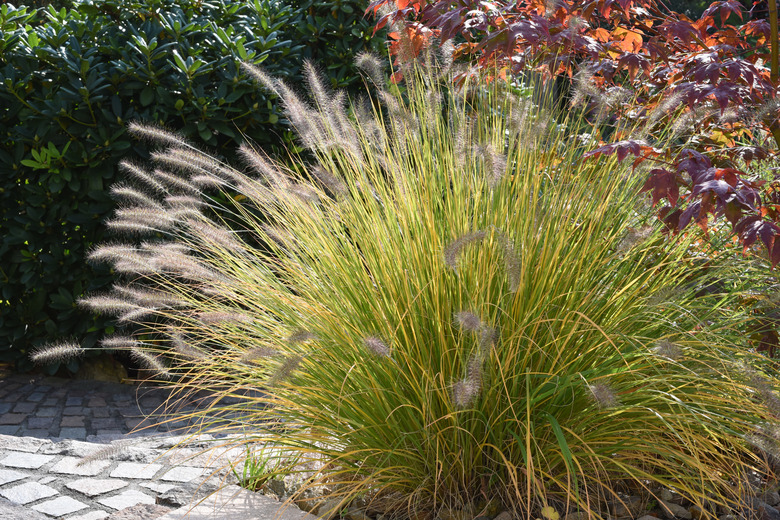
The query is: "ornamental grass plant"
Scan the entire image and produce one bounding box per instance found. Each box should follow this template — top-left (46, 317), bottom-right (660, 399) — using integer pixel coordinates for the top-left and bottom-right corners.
top-left (39, 49), bottom-right (780, 519)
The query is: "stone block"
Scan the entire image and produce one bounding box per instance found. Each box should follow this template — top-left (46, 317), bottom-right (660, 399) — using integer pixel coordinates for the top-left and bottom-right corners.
top-left (92, 408), bottom-right (111, 418)
top-left (88, 397), bottom-right (107, 407)
top-left (0, 413), bottom-right (26, 425)
top-left (13, 402), bottom-right (36, 414)
top-left (50, 456), bottom-right (111, 476)
top-left (0, 481), bottom-right (58, 504)
top-left (36, 407), bottom-right (58, 417)
top-left (157, 486), bottom-right (318, 520)
top-left (92, 418), bottom-right (121, 430)
top-left (26, 392), bottom-right (45, 402)
top-left (0, 468), bottom-right (28, 485)
top-left (41, 399), bottom-right (59, 407)
top-left (61, 416), bottom-right (86, 427)
top-left (60, 427), bottom-right (88, 440)
top-left (97, 490), bottom-right (155, 510)
top-left (110, 462), bottom-right (163, 479)
top-left (32, 496), bottom-right (89, 516)
top-left (141, 482), bottom-right (177, 494)
top-left (0, 436), bottom-right (48, 453)
top-left (27, 417), bottom-right (54, 429)
top-left (67, 511), bottom-right (110, 520)
top-left (67, 478), bottom-right (129, 497)
top-left (66, 397), bottom-right (84, 406)
top-left (0, 404), bottom-right (11, 414)
top-left (64, 406), bottom-right (84, 415)
top-left (23, 429), bottom-right (51, 439)
top-left (0, 425), bottom-right (20, 435)
top-left (160, 466), bottom-right (206, 483)
top-left (0, 452), bottom-right (54, 469)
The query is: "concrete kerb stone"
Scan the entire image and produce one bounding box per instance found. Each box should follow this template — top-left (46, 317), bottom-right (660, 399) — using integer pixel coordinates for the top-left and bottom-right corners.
top-left (159, 486), bottom-right (319, 520)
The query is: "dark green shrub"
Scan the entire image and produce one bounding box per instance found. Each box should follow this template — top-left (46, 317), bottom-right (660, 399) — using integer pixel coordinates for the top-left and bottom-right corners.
top-left (0, 0), bottom-right (384, 373)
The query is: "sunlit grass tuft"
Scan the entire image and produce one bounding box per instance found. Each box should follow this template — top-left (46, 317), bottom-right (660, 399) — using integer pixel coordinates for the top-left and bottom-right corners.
top-left (46, 52), bottom-right (780, 519)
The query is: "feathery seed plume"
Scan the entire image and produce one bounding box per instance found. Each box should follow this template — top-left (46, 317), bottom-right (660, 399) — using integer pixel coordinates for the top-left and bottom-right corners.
top-left (186, 219), bottom-right (246, 252)
top-left (118, 160), bottom-right (168, 194)
top-left (587, 382), bottom-right (619, 409)
top-left (198, 311), bottom-right (254, 325)
top-left (501, 236), bottom-right (521, 292)
top-left (237, 143), bottom-right (286, 182)
top-left (87, 244), bottom-right (138, 264)
top-left (241, 62), bottom-right (282, 97)
top-left (109, 185), bottom-right (163, 208)
top-left (479, 327), bottom-right (498, 352)
top-left (240, 346), bottom-right (278, 363)
top-left (363, 336), bottom-right (391, 358)
top-left (130, 348), bottom-right (170, 378)
top-left (112, 284), bottom-right (183, 308)
top-left (653, 340), bottom-right (682, 361)
top-left (150, 169), bottom-right (200, 195)
top-left (455, 311), bottom-right (483, 332)
top-left (311, 166), bottom-right (348, 199)
top-left (30, 342), bottom-right (84, 364)
top-left (169, 330), bottom-right (205, 360)
top-left (79, 295), bottom-right (146, 316)
top-left (101, 336), bottom-right (140, 350)
top-left (268, 355), bottom-right (302, 386)
top-left (128, 122), bottom-right (193, 149)
top-left (355, 52), bottom-right (385, 87)
top-left (117, 306), bottom-right (159, 323)
top-left (287, 330), bottom-right (318, 344)
top-left (444, 230), bottom-right (488, 269)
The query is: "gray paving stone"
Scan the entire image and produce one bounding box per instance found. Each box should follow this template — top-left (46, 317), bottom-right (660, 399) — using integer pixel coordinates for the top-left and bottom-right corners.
top-left (140, 482), bottom-right (178, 494)
top-left (66, 397), bottom-right (84, 406)
top-left (0, 426), bottom-right (20, 435)
top-left (60, 427), bottom-right (88, 440)
top-left (36, 407), bottom-right (58, 417)
top-left (0, 413), bottom-right (26, 425)
top-left (50, 456), bottom-right (111, 476)
top-left (88, 397), bottom-right (107, 407)
top-left (64, 406), bottom-right (83, 415)
top-left (61, 416), bottom-right (86, 427)
top-left (92, 408), bottom-right (110, 418)
top-left (13, 402), bottom-right (36, 414)
top-left (0, 481), bottom-right (58, 505)
top-left (23, 430), bottom-right (50, 439)
top-left (26, 392), bottom-right (46, 403)
top-left (41, 399), bottom-right (58, 407)
top-left (92, 418), bottom-right (121, 430)
top-left (66, 478), bottom-right (129, 497)
top-left (68, 511), bottom-right (110, 520)
top-left (0, 404), bottom-right (11, 414)
top-left (27, 417), bottom-right (54, 429)
top-left (32, 495), bottom-right (89, 516)
top-left (0, 452), bottom-right (54, 469)
top-left (109, 462), bottom-right (163, 479)
top-left (38, 477), bottom-right (56, 484)
top-left (97, 490), bottom-right (155, 510)
top-left (160, 466), bottom-right (207, 483)
top-left (0, 468), bottom-right (27, 485)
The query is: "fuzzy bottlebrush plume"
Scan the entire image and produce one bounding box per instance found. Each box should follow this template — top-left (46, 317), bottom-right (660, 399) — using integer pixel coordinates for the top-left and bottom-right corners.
top-left (109, 184), bottom-right (163, 209)
top-left (30, 342), bottom-right (84, 364)
top-left (443, 230), bottom-right (488, 269)
top-left (310, 165), bottom-right (348, 199)
top-left (355, 51), bottom-right (386, 87)
top-left (128, 122), bottom-right (194, 150)
top-left (100, 336), bottom-right (140, 351)
top-left (169, 330), bottom-right (205, 361)
top-left (240, 346), bottom-right (278, 363)
top-left (197, 311), bottom-right (254, 325)
top-left (268, 355), bottom-right (302, 386)
top-left (287, 330), bottom-right (318, 344)
top-left (130, 348), bottom-right (170, 378)
top-left (587, 382), bottom-right (619, 409)
top-left (653, 340), bottom-right (682, 361)
top-left (452, 357), bottom-right (483, 408)
top-left (363, 336), bottom-right (391, 358)
top-left (150, 168), bottom-right (200, 195)
top-left (118, 160), bottom-right (168, 194)
top-left (454, 311), bottom-right (483, 332)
